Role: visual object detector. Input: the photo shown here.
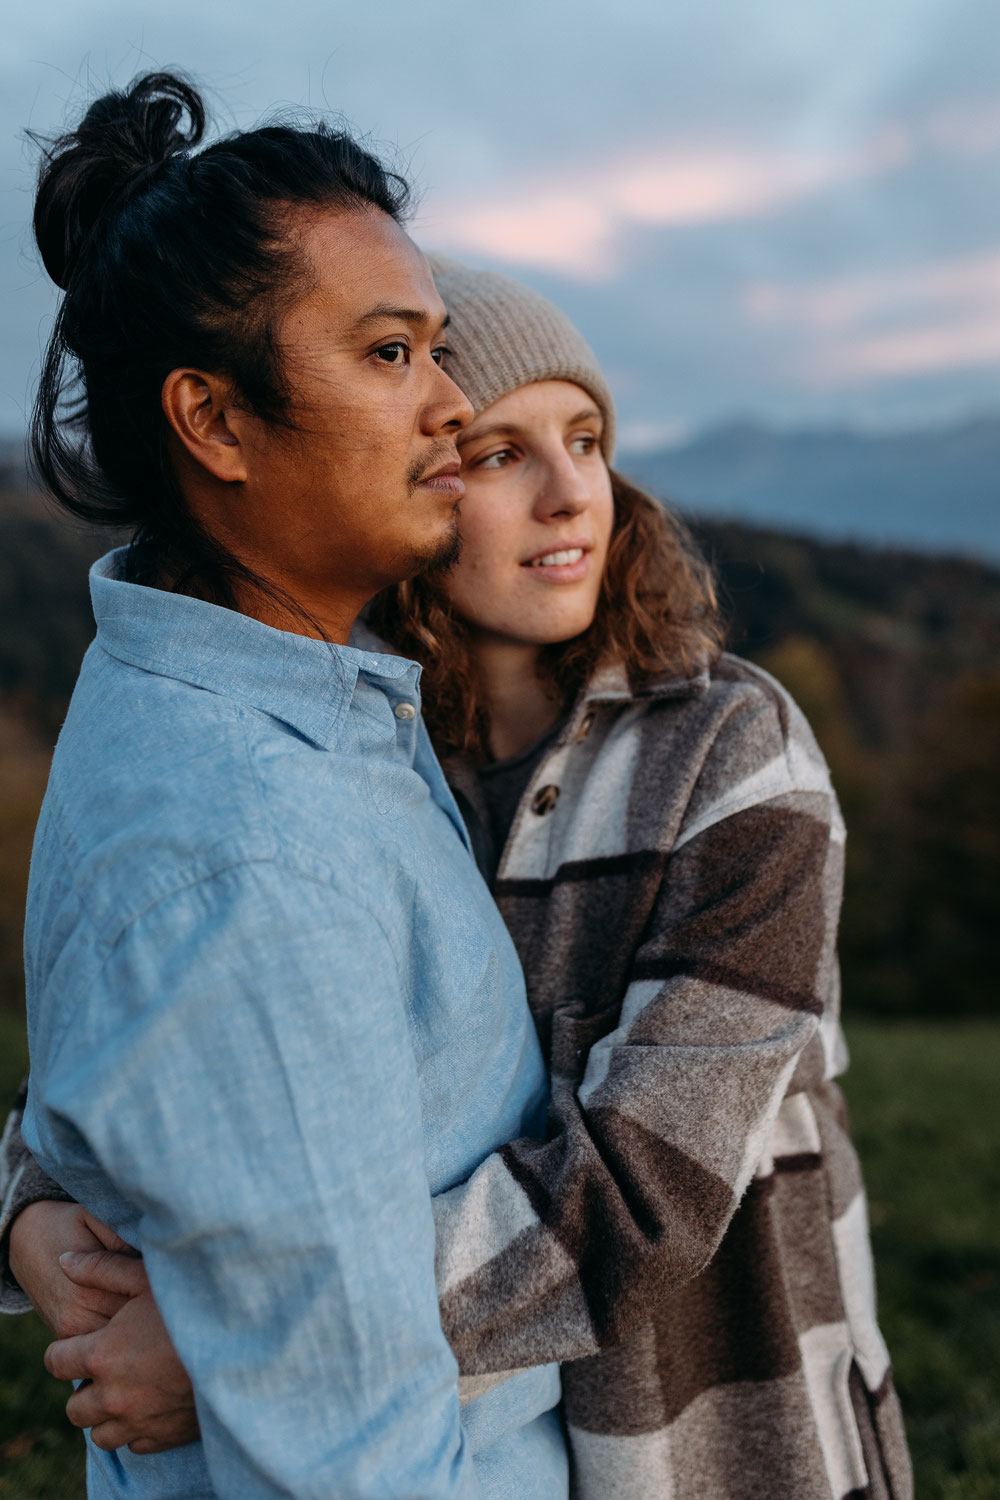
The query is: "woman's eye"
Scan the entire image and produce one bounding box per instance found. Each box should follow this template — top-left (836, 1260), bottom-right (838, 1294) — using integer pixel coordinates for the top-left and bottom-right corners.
top-left (374, 342), bottom-right (410, 366)
top-left (571, 434), bottom-right (598, 455)
top-left (431, 345), bottom-right (452, 366)
top-left (477, 448), bottom-right (515, 470)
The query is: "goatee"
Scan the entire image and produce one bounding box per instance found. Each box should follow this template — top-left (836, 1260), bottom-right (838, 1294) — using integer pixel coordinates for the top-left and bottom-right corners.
top-left (420, 508), bottom-right (463, 578)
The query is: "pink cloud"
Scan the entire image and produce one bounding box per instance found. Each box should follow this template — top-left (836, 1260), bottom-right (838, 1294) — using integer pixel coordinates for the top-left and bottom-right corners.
top-left (746, 251), bottom-right (1000, 382)
top-left (422, 195), bottom-right (617, 278)
top-left (746, 252), bottom-right (1000, 330)
top-left (925, 100), bottom-right (1000, 157)
top-left (825, 316), bottom-right (1000, 378)
top-left (416, 131), bottom-right (912, 279)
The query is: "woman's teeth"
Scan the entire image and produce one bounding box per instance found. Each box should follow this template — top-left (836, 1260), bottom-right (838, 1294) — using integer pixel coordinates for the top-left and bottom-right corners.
top-left (528, 548), bottom-right (584, 567)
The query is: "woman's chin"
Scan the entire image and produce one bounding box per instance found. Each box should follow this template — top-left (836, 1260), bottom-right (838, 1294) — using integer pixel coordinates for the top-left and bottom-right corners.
top-left (473, 615), bottom-right (597, 650)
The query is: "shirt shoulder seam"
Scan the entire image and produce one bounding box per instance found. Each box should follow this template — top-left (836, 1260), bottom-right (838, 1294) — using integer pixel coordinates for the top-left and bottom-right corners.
top-left (42, 852), bottom-right (408, 1082)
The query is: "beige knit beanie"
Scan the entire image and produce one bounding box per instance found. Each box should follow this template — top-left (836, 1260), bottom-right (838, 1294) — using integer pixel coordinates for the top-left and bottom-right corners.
top-left (426, 254), bottom-right (617, 461)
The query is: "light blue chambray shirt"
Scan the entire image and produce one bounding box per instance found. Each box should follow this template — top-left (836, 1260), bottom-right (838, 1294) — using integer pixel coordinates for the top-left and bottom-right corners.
top-left (22, 551), bottom-right (566, 1500)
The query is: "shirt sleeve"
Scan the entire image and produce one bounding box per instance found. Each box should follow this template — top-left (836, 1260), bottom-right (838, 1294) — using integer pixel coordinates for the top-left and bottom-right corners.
top-left (0, 1079), bottom-right (75, 1313)
top-left (433, 682), bottom-right (835, 1376)
top-left (34, 860), bottom-right (481, 1500)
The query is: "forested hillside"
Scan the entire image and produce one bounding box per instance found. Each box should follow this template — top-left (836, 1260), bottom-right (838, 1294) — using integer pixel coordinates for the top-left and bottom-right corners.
top-left (2, 484), bottom-right (997, 1019)
top-left (690, 519), bottom-right (999, 1016)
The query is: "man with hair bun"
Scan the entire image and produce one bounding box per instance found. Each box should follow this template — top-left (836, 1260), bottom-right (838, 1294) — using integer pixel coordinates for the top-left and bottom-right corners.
top-left (3, 72), bottom-right (568, 1499)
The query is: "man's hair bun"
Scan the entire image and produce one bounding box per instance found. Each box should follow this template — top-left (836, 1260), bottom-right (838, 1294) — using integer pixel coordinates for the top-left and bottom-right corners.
top-left (32, 71), bottom-right (206, 289)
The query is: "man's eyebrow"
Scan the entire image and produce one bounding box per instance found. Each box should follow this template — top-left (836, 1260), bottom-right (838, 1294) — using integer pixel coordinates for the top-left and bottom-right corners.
top-left (350, 305), bottom-right (451, 332)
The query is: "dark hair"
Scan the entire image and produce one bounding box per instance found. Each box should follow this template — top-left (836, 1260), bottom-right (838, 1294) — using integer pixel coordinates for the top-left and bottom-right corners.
top-left (369, 470), bottom-right (724, 760)
top-left (30, 71), bottom-right (410, 606)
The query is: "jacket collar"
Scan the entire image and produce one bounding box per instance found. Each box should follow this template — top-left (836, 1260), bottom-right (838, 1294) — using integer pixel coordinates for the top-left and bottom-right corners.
top-left (581, 658), bottom-right (710, 705)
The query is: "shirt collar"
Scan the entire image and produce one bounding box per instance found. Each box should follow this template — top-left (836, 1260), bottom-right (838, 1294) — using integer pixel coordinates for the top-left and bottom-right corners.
top-left (90, 549), bottom-right (419, 750)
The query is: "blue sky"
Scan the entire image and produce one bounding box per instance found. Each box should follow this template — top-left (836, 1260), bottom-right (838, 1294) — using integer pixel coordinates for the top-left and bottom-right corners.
top-left (2, 0), bottom-right (999, 447)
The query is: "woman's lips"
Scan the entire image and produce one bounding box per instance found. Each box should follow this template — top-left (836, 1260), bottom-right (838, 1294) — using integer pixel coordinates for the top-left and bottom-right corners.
top-left (519, 546), bottom-right (592, 583)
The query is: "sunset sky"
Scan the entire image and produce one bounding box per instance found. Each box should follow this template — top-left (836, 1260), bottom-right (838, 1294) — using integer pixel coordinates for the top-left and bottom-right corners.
top-left (2, 0), bottom-right (999, 447)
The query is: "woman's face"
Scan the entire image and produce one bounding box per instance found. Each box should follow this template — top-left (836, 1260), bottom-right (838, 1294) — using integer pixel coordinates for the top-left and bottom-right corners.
top-left (442, 380), bottom-right (614, 648)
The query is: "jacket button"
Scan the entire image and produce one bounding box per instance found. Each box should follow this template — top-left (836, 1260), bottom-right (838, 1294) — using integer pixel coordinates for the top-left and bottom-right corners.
top-left (532, 784), bottom-right (560, 815)
top-left (576, 711), bottom-right (595, 742)
top-left (394, 702), bottom-right (417, 720)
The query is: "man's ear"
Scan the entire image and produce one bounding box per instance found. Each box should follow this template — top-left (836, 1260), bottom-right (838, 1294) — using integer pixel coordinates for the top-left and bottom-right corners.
top-left (161, 370), bottom-right (249, 484)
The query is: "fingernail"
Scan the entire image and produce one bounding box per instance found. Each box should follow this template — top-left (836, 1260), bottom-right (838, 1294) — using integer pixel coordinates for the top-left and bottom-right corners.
top-left (59, 1251), bottom-right (79, 1266)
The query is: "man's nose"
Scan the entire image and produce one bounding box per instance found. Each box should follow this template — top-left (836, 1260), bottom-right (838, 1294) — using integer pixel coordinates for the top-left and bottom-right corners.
top-left (421, 364), bottom-right (474, 435)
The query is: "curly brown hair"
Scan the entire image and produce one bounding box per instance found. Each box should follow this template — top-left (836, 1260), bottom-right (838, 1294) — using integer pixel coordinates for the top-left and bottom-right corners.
top-left (368, 470), bottom-right (725, 760)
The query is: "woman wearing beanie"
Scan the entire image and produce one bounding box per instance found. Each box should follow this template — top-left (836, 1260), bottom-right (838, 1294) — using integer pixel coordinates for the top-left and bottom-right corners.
top-left (5, 256), bottom-right (911, 1500)
top-left (372, 257), bottom-right (913, 1500)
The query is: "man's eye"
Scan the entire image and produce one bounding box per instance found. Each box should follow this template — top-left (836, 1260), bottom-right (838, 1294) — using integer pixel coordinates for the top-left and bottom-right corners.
top-left (431, 345), bottom-right (452, 366)
top-left (374, 342), bottom-right (410, 365)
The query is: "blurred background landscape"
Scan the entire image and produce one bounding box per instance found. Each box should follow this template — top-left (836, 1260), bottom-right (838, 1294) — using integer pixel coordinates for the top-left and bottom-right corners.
top-left (1, 1), bottom-right (998, 1496)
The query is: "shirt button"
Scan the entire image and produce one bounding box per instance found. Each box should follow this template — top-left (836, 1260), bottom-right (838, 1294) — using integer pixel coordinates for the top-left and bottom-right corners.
top-left (531, 784), bottom-right (560, 816)
top-left (576, 710), bottom-right (595, 742)
top-left (394, 702), bottom-right (417, 721)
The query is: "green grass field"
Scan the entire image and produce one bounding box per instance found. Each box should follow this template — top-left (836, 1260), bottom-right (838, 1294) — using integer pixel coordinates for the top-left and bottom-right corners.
top-left (1, 1013), bottom-right (997, 1498)
top-left (841, 1020), bottom-right (1000, 1499)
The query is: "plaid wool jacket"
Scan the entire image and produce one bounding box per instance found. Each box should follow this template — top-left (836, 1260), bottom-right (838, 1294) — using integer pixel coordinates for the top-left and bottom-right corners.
top-left (2, 653), bottom-right (912, 1499)
top-left (435, 652), bottom-right (912, 1500)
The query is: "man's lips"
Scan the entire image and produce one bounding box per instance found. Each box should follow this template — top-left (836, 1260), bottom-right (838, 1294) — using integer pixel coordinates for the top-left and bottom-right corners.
top-left (417, 460), bottom-right (465, 499)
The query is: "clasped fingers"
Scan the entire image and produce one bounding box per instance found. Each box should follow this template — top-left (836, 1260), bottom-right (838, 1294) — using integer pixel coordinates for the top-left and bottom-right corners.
top-left (45, 1289), bottom-right (200, 1453)
top-left (44, 1329), bottom-right (102, 1385)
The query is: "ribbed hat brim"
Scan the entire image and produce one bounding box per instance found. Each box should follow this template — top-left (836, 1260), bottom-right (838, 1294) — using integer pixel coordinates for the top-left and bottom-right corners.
top-left (426, 253), bottom-right (616, 461)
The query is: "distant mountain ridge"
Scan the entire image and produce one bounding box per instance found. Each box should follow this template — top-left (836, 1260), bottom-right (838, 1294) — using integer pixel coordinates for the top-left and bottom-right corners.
top-left (621, 414), bottom-right (1000, 563)
top-left (7, 417), bottom-right (1000, 564)
top-left (5, 418), bottom-right (999, 560)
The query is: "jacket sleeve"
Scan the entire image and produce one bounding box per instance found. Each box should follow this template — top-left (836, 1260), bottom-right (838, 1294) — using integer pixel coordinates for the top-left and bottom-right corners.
top-left (434, 679), bottom-right (840, 1376)
top-left (28, 861), bottom-right (481, 1500)
top-left (0, 1080), bottom-right (74, 1313)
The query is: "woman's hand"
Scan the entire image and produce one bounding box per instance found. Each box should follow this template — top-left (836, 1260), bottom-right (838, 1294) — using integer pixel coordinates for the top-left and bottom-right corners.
top-left (45, 1258), bottom-right (199, 1454)
top-left (8, 1201), bottom-right (132, 1338)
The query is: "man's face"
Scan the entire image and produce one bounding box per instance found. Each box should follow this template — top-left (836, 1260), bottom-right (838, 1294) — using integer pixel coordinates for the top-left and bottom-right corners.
top-left (231, 205), bottom-right (472, 614)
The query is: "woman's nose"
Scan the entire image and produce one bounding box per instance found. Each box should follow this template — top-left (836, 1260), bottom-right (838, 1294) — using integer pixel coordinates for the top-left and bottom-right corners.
top-left (533, 452), bottom-right (590, 519)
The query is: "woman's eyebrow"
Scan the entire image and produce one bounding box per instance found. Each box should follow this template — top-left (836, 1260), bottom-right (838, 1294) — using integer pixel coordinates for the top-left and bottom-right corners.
top-left (462, 408), bottom-right (604, 444)
top-left (459, 422), bottom-right (519, 444)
